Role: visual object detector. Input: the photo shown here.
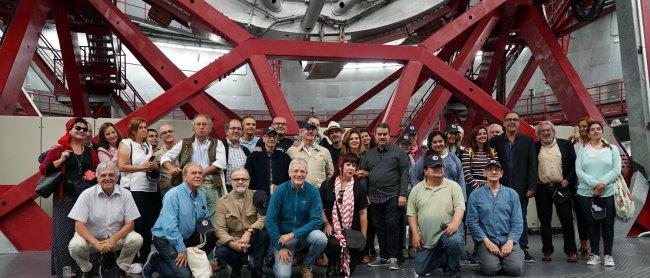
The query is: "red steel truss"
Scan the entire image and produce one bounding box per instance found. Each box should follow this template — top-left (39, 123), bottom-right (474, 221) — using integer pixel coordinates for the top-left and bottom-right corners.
top-left (0, 0), bottom-right (643, 250)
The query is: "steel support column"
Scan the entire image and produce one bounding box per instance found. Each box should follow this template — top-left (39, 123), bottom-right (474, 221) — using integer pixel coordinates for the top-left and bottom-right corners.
top-left (506, 56), bottom-right (538, 109)
top-left (381, 61), bottom-right (423, 137)
top-left (0, 0), bottom-right (51, 115)
top-left (17, 90), bottom-right (41, 116)
top-left (53, 0), bottom-right (91, 116)
top-left (249, 55), bottom-right (300, 135)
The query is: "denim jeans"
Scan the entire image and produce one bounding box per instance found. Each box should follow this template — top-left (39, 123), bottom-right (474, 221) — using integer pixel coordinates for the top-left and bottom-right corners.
top-left (150, 232), bottom-right (217, 278)
top-left (214, 229), bottom-right (270, 269)
top-left (273, 230), bottom-right (327, 278)
top-left (413, 225), bottom-right (465, 275)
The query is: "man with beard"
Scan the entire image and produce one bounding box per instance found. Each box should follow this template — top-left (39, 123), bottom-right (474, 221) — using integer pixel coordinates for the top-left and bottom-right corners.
top-left (214, 169), bottom-right (269, 277)
top-left (320, 121), bottom-right (344, 164)
top-left (489, 112), bottom-right (537, 263)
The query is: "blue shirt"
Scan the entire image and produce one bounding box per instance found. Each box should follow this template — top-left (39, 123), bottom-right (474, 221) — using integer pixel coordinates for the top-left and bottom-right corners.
top-left (151, 183), bottom-right (208, 252)
top-left (410, 152), bottom-right (466, 199)
top-left (265, 180), bottom-right (323, 250)
top-left (466, 185), bottom-right (522, 246)
top-left (240, 136), bottom-right (260, 152)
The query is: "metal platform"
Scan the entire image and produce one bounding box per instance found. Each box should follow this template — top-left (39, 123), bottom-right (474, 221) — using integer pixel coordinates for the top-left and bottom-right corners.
top-left (2, 236), bottom-right (650, 277)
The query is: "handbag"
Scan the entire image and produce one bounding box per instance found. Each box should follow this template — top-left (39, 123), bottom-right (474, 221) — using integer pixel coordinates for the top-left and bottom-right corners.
top-left (186, 233), bottom-right (212, 278)
top-left (334, 201), bottom-right (366, 250)
top-left (613, 175), bottom-right (635, 222)
top-left (35, 171), bottom-right (62, 198)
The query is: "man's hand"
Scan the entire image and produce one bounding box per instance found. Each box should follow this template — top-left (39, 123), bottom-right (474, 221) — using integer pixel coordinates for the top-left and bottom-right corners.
top-left (278, 248), bottom-right (292, 264)
top-left (443, 221), bottom-right (459, 236)
top-left (59, 150), bottom-right (71, 162)
top-left (169, 165), bottom-right (182, 176)
top-left (525, 190), bottom-right (535, 198)
top-left (500, 240), bottom-right (514, 257)
top-left (175, 251), bottom-right (188, 267)
top-left (398, 196), bottom-right (407, 207)
top-left (278, 233), bottom-right (295, 246)
top-left (254, 146), bottom-right (263, 152)
top-left (240, 231), bottom-right (251, 245)
top-left (92, 240), bottom-right (106, 253)
top-left (292, 140), bottom-right (301, 148)
top-left (411, 234), bottom-right (424, 251)
top-left (560, 179), bottom-right (569, 188)
top-left (483, 239), bottom-right (500, 256)
top-left (324, 224), bottom-right (333, 236)
top-left (270, 184), bottom-right (277, 193)
top-left (355, 170), bottom-right (369, 178)
top-left (101, 237), bottom-right (117, 251)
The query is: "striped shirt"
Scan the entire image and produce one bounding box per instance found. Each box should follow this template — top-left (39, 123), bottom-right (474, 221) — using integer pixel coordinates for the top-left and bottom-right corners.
top-left (461, 148), bottom-right (499, 191)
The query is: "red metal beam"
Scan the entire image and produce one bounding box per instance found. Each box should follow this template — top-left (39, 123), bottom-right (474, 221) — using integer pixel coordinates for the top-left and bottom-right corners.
top-left (32, 52), bottom-right (69, 96)
top-left (173, 0), bottom-right (254, 46)
top-left (17, 90), bottom-right (41, 116)
top-left (518, 6), bottom-right (604, 124)
top-left (420, 0), bottom-right (509, 52)
top-left (249, 55), bottom-right (300, 135)
top-left (249, 39), bottom-right (421, 61)
top-left (88, 0), bottom-right (237, 136)
top-left (381, 61), bottom-right (423, 137)
top-left (53, 0), bottom-right (91, 116)
top-left (356, 5), bottom-right (454, 44)
top-left (554, 5), bottom-right (616, 37)
top-left (506, 56), bottom-right (538, 109)
top-left (327, 68), bottom-right (403, 123)
top-left (411, 15), bottom-right (500, 138)
top-left (0, 0), bottom-right (51, 115)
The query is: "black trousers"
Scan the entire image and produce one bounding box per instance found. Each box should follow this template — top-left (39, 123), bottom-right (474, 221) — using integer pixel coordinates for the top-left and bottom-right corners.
top-left (577, 195), bottom-right (616, 255)
top-left (132, 191), bottom-right (161, 263)
top-left (519, 196), bottom-right (529, 250)
top-left (368, 196), bottom-right (401, 259)
top-left (214, 229), bottom-right (270, 269)
top-left (364, 217), bottom-right (377, 256)
top-left (535, 184), bottom-right (577, 255)
top-left (572, 195), bottom-right (590, 242)
top-left (324, 236), bottom-right (363, 273)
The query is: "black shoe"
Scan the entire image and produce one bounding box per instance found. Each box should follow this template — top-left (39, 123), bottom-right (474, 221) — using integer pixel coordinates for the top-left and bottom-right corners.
top-left (230, 267), bottom-right (242, 277)
top-left (76, 270), bottom-right (92, 278)
top-left (524, 250), bottom-right (536, 263)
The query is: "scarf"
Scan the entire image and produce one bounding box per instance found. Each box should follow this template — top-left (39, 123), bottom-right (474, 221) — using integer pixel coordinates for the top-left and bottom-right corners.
top-left (332, 177), bottom-right (355, 278)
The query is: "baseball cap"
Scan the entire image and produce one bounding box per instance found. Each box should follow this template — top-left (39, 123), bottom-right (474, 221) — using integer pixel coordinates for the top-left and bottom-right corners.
top-left (300, 120), bottom-right (318, 130)
top-left (396, 134), bottom-right (411, 144)
top-left (195, 217), bottom-right (214, 234)
top-left (406, 125), bottom-right (418, 135)
top-left (485, 159), bottom-right (502, 169)
top-left (253, 190), bottom-right (270, 216)
top-left (424, 155), bottom-right (443, 168)
top-left (445, 124), bottom-right (460, 133)
top-left (263, 127), bottom-right (279, 136)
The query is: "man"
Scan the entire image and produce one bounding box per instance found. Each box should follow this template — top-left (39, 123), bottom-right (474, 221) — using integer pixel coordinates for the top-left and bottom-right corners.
top-left (467, 160), bottom-right (524, 276)
top-left (68, 161), bottom-right (143, 277)
top-left (144, 163), bottom-right (218, 278)
top-left (265, 158), bottom-right (327, 278)
top-left (154, 123), bottom-right (176, 197)
top-left (535, 121), bottom-right (578, 262)
top-left (287, 120), bottom-right (334, 188)
top-left (240, 116), bottom-right (260, 152)
top-left (246, 127), bottom-right (292, 194)
top-left (488, 123), bottom-right (503, 141)
top-left (160, 114), bottom-right (227, 218)
top-left (358, 123), bottom-right (410, 270)
top-left (147, 129), bottom-right (159, 152)
top-left (320, 121), bottom-right (344, 164)
top-left (489, 112), bottom-right (537, 263)
top-left (214, 169), bottom-right (269, 277)
top-left (407, 155), bottom-right (465, 277)
top-left (255, 116), bottom-right (294, 152)
top-left (222, 119), bottom-right (251, 192)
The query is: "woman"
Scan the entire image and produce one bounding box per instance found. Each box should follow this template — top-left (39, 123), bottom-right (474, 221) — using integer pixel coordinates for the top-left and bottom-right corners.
top-left (359, 128), bottom-right (375, 150)
top-left (340, 128), bottom-right (366, 159)
top-left (461, 126), bottom-right (498, 197)
top-left (117, 117), bottom-right (159, 265)
top-left (97, 122), bottom-right (122, 163)
top-left (572, 116), bottom-right (594, 256)
top-left (575, 121), bottom-right (621, 267)
top-left (445, 124), bottom-right (465, 158)
top-left (321, 154), bottom-right (368, 277)
top-left (411, 131), bottom-right (466, 199)
top-left (39, 117), bottom-right (99, 277)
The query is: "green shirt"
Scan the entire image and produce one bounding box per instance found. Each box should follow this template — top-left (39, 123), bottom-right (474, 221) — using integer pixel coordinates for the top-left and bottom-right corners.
top-left (407, 178), bottom-right (465, 248)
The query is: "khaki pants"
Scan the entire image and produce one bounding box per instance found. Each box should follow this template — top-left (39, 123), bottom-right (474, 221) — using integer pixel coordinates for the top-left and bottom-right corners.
top-left (200, 179), bottom-right (222, 219)
top-left (68, 231), bottom-right (143, 272)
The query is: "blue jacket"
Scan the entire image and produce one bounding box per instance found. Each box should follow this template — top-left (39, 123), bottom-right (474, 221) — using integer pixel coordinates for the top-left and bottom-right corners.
top-left (265, 180), bottom-right (323, 250)
top-left (466, 185), bottom-right (522, 246)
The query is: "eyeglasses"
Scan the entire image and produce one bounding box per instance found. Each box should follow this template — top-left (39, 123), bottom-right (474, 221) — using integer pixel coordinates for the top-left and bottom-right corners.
top-left (231, 177), bottom-right (250, 183)
top-left (505, 118), bottom-right (520, 122)
top-left (485, 168), bottom-right (501, 172)
top-left (74, 126), bottom-right (89, 132)
top-left (160, 130), bottom-right (174, 135)
top-left (337, 189), bottom-right (344, 204)
top-left (228, 127), bottom-right (242, 131)
top-left (272, 122), bottom-right (287, 126)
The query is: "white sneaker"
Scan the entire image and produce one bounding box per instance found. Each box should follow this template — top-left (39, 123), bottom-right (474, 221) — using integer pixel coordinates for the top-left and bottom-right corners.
top-left (603, 255), bottom-right (615, 267)
top-left (126, 263), bottom-right (142, 274)
top-left (586, 254), bottom-right (600, 265)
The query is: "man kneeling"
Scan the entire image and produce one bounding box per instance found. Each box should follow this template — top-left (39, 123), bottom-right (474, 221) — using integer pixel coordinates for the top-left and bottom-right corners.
top-left (467, 160), bottom-right (524, 276)
top-left (68, 161), bottom-right (143, 277)
top-left (407, 155), bottom-right (465, 277)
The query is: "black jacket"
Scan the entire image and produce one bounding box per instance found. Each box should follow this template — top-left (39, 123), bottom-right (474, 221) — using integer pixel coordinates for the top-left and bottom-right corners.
top-left (319, 177), bottom-right (368, 231)
top-left (535, 138), bottom-right (577, 194)
top-left (490, 133), bottom-right (538, 197)
top-left (244, 149), bottom-right (291, 193)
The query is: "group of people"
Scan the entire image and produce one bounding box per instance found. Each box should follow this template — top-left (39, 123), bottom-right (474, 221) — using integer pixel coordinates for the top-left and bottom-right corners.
top-left (39, 111), bottom-right (622, 277)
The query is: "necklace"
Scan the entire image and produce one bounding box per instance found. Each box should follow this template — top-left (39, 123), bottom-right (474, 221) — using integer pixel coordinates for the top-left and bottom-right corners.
top-left (72, 151), bottom-right (84, 175)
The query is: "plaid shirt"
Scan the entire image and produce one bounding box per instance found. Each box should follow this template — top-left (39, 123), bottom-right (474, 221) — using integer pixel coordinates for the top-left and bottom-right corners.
top-left (226, 145), bottom-right (247, 185)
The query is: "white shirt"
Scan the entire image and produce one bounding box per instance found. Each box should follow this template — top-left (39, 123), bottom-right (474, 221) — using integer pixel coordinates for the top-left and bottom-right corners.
top-left (160, 137), bottom-right (226, 179)
top-left (120, 139), bottom-right (155, 192)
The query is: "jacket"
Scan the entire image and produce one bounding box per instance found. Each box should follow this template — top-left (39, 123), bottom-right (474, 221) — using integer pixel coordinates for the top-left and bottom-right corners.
top-left (244, 149), bottom-right (291, 193)
top-left (489, 133), bottom-right (538, 197)
top-left (535, 138), bottom-right (577, 194)
top-left (214, 189), bottom-right (265, 246)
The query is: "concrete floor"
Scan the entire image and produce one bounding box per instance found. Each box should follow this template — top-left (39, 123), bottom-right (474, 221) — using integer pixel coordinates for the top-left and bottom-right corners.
top-left (2, 235), bottom-right (650, 277)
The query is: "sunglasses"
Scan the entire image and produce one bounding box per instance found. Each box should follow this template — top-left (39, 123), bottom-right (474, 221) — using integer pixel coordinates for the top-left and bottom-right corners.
top-left (74, 126), bottom-right (89, 132)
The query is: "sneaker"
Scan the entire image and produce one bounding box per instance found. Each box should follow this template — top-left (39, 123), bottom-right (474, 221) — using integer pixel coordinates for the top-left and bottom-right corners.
top-left (300, 265), bottom-right (314, 278)
top-left (368, 257), bottom-right (387, 267)
top-left (603, 255), bottom-right (615, 267)
top-left (524, 250), bottom-right (535, 263)
top-left (125, 263), bottom-right (142, 275)
top-left (142, 251), bottom-right (158, 278)
top-left (586, 253), bottom-right (601, 266)
top-left (388, 258), bottom-right (399, 270)
top-left (467, 252), bottom-right (480, 266)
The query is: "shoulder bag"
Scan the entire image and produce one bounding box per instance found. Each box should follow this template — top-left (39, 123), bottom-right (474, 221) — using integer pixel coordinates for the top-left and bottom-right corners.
top-left (335, 201), bottom-right (366, 250)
